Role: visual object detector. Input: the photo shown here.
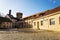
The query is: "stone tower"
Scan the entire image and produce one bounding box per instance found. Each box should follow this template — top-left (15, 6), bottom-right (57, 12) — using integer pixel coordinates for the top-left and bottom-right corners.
top-left (16, 12), bottom-right (23, 19)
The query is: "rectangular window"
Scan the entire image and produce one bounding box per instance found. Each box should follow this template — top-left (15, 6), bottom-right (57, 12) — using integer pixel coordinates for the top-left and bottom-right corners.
top-left (50, 18), bottom-right (55, 25)
top-left (29, 21), bottom-right (31, 24)
top-left (34, 22), bottom-right (36, 26)
top-left (41, 21), bottom-right (43, 26)
top-left (59, 17), bottom-right (60, 24)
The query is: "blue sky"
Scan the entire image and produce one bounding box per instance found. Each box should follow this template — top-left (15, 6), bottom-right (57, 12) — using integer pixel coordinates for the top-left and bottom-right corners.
top-left (0, 0), bottom-right (60, 17)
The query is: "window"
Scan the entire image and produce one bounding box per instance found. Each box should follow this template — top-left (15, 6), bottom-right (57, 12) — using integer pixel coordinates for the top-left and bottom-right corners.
top-left (29, 21), bottom-right (31, 24)
top-left (34, 22), bottom-right (36, 26)
top-left (50, 18), bottom-right (55, 25)
top-left (41, 21), bottom-right (43, 26)
top-left (59, 17), bottom-right (60, 24)
top-left (7, 22), bottom-right (8, 24)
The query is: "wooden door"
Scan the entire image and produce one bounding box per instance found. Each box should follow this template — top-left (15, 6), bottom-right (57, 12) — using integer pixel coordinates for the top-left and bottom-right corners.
top-left (37, 22), bottom-right (40, 29)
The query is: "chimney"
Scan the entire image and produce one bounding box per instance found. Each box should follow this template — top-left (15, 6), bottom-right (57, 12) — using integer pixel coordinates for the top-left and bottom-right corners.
top-left (9, 10), bottom-right (11, 15)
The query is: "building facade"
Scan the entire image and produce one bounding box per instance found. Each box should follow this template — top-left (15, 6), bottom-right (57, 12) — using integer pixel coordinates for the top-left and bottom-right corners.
top-left (5, 10), bottom-right (23, 28)
top-left (0, 6), bottom-right (60, 31)
top-left (23, 6), bottom-right (60, 31)
top-left (0, 17), bottom-right (12, 28)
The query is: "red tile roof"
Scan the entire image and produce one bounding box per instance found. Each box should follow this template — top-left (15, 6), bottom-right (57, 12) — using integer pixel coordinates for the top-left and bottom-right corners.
top-left (23, 6), bottom-right (60, 20)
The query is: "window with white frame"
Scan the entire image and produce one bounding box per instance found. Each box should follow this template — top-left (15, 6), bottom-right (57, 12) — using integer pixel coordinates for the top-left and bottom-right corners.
top-left (34, 22), bottom-right (36, 26)
top-left (50, 18), bottom-right (55, 25)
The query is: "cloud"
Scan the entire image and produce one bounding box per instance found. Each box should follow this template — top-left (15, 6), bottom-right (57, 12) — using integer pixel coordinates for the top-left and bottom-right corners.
top-left (23, 14), bottom-right (27, 18)
top-left (48, 0), bottom-right (57, 4)
top-left (53, 0), bottom-right (56, 4)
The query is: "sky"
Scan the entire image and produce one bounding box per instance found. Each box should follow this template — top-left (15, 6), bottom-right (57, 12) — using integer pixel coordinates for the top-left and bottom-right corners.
top-left (0, 0), bottom-right (60, 17)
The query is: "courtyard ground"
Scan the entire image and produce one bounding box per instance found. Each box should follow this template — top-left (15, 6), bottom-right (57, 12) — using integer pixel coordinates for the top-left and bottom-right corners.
top-left (0, 28), bottom-right (60, 40)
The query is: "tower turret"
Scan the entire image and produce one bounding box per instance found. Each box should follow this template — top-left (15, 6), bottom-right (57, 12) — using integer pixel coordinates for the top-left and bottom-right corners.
top-left (16, 12), bottom-right (23, 20)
